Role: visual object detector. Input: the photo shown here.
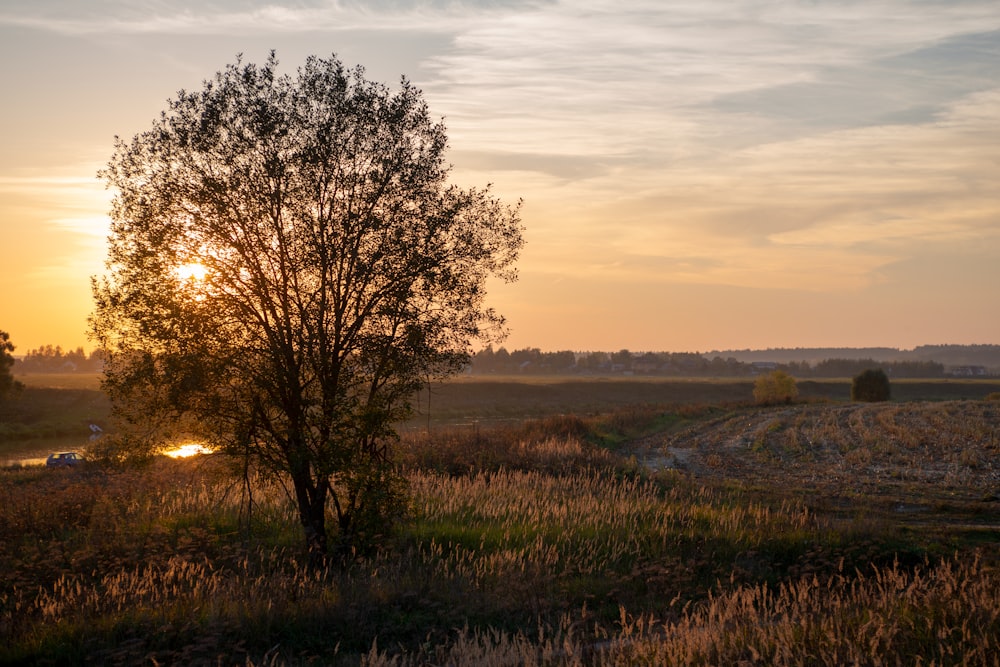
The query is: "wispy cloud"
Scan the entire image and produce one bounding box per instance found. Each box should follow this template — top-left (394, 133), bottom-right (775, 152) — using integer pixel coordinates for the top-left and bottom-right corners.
top-left (0, 172), bottom-right (110, 238)
top-left (424, 2), bottom-right (1000, 155)
top-left (418, 3), bottom-right (1000, 295)
top-left (0, 0), bottom-right (522, 35)
top-left (469, 82), bottom-right (1000, 292)
top-left (0, 175), bottom-right (100, 188)
top-left (0, 169), bottom-right (111, 288)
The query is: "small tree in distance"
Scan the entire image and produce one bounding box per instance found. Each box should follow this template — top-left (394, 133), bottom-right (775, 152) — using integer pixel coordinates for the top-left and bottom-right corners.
top-left (753, 370), bottom-right (798, 405)
top-left (91, 53), bottom-right (523, 562)
top-left (0, 330), bottom-right (24, 401)
top-left (852, 368), bottom-right (891, 402)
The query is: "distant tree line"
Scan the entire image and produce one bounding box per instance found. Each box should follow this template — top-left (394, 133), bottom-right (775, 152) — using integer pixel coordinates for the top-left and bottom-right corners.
top-left (9, 343), bottom-right (987, 378)
top-left (470, 347), bottom-right (957, 378)
top-left (471, 347), bottom-right (755, 377)
top-left (14, 345), bottom-right (105, 373)
top-left (707, 344), bottom-right (1000, 368)
top-left (808, 358), bottom-right (945, 379)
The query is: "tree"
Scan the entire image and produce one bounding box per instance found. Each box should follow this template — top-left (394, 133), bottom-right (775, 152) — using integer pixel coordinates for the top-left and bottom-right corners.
top-left (851, 368), bottom-right (891, 402)
top-left (545, 350), bottom-right (577, 373)
top-left (0, 330), bottom-right (24, 401)
top-left (753, 370), bottom-right (798, 405)
top-left (611, 349), bottom-right (633, 371)
top-left (577, 351), bottom-right (608, 373)
top-left (509, 347), bottom-right (541, 371)
top-left (91, 53), bottom-right (523, 561)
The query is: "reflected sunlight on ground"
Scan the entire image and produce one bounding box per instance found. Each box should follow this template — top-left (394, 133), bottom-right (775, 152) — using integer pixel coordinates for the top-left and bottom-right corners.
top-left (163, 442), bottom-right (213, 458)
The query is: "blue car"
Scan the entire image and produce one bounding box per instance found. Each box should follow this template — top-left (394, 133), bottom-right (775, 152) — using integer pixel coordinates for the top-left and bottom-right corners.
top-left (45, 452), bottom-right (81, 468)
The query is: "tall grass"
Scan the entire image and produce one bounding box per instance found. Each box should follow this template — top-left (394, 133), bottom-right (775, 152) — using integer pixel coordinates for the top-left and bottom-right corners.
top-left (361, 555), bottom-right (1000, 666)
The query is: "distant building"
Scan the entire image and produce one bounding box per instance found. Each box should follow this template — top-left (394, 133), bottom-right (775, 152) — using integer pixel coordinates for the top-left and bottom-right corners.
top-left (947, 365), bottom-right (989, 377)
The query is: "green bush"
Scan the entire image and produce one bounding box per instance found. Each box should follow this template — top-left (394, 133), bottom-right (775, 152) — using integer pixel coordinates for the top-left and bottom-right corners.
top-left (851, 368), bottom-right (891, 402)
top-left (753, 370), bottom-right (798, 405)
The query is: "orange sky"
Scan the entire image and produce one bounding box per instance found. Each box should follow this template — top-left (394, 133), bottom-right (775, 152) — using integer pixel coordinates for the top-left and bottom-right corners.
top-left (2, 1), bottom-right (999, 355)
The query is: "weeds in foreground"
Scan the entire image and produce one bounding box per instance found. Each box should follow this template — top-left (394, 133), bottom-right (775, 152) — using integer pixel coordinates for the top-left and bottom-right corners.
top-left (361, 555), bottom-right (1000, 666)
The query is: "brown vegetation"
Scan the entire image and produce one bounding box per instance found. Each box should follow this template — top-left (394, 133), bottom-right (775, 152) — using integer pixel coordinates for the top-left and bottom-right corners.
top-left (752, 370), bottom-right (798, 405)
top-left (2, 398), bottom-right (1000, 664)
top-left (656, 400), bottom-right (1000, 498)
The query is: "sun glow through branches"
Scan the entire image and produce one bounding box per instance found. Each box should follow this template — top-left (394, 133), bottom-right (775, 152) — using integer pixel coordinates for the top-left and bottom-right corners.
top-left (163, 442), bottom-right (213, 458)
top-left (174, 262), bottom-right (208, 282)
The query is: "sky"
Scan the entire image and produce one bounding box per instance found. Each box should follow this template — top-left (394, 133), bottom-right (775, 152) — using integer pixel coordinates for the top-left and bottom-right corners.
top-left (1, 0), bottom-right (999, 355)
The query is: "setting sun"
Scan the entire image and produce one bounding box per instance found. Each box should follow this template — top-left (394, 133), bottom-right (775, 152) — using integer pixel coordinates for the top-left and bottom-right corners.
top-left (174, 262), bottom-right (208, 282)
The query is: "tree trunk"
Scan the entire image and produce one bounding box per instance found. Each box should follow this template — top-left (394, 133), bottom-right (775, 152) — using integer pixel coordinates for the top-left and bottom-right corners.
top-left (291, 472), bottom-right (329, 568)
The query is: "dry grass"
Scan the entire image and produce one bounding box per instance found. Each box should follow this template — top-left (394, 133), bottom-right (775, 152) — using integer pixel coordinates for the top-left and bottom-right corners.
top-left (658, 400), bottom-right (1000, 496)
top-left (2, 400), bottom-right (1000, 664)
top-left (362, 555), bottom-right (1000, 666)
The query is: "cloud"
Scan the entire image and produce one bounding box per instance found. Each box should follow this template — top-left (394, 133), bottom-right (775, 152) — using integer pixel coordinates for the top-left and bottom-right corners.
top-left (515, 208), bottom-right (899, 292)
top-left (422, 1), bottom-right (1000, 150)
top-left (0, 174), bottom-right (100, 189)
top-left (409, 0), bottom-right (1000, 300)
top-left (0, 0), bottom-right (528, 35)
top-left (0, 169), bottom-right (111, 287)
top-left (4, 0), bottom-right (998, 301)
top-left (45, 216), bottom-right (111, 243)
top-left (0, 173), bottom-right (110, 234)
top-left (711, 29), bottom-right (1000, 140)
top-left (486, 82), bottom-right (1000, 293)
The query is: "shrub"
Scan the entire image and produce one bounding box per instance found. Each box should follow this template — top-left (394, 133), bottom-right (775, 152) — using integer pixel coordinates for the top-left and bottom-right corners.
top-left (83, 433), bottom-right (158, 468)
top-left (753, 370), bottom-right (798, 405)
top-left (852, 368), bottom-right (891, 402)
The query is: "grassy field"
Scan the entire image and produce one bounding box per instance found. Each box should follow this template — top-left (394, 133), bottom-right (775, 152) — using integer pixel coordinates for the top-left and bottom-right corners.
top-left (14, 372), bottom-right (104, 390)
top-left (2, 380), bottom-right (1000, 664)
top-left (0, 385), bottom-right (108, 444)
top-left (5, 372), bottom-right (996, 449)
top-left (414, 375), bottom-right (1000, 423)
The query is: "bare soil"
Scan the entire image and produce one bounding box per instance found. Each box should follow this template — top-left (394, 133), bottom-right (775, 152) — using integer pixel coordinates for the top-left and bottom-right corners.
top-left (637, 400), bottom-right (1000, 536)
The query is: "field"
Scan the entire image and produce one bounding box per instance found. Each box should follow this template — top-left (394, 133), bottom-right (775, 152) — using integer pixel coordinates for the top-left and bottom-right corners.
top-left (14, 372), bottom-right (104, 391)
top-left (0, 379), bottom-right (108, 447)
top-left (2, 378), bottom-right (1000, 664)
top-left (411, 374), bottom-right (1000, 423)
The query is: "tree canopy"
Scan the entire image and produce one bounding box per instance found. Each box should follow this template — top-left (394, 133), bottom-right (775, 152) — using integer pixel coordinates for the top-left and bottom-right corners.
top-left (91, 53), bottom-right (523, 560)
top-left (851, 368), bottom-right (891, 402)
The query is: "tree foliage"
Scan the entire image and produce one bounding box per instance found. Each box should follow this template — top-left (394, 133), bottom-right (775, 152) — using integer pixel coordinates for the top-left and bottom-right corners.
top-left (91, 53), bottom-right (523, 560)
top-left (811, 358), bottom-right (944, 379)
top-left (851, 368), bottom-right (891, 402)
top-left (0, 330), bottom-right (24, 401)
top-left (753, 370), bottom-right (798, 405)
